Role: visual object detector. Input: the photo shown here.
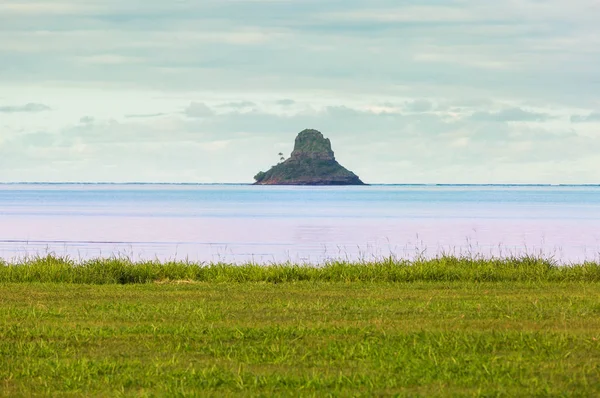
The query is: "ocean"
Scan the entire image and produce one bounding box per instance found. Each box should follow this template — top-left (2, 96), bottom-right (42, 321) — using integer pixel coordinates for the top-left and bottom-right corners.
top-left (1, 184), bottom-right (599, 264)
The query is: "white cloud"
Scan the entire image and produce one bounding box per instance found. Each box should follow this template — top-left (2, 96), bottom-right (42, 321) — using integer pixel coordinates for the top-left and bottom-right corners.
top-left (184, 102), bottom-right (214, 118)
top-left (0, 2), bottom-right (99, 15)
top-left (77, 54), bottom-right (144, 65)
top-left (404, 100), bottom-right (434, 113)
top-left (571, 112), bottom-right (600, 123)
top-left (0, 103), bottom-right (51, 113)
top-left (470, 108), bottom-right (554, 122)
top-left (321, 6), bottom-right (476, 23)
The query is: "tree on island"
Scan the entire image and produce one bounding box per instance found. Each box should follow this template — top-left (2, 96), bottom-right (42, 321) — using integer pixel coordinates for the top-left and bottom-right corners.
top-left (254, 129), bottom-right (365, 185)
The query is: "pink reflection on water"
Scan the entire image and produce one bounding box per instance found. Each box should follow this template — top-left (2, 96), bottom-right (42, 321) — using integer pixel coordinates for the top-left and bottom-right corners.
top-left (1, 215), bottom-right (599, 264)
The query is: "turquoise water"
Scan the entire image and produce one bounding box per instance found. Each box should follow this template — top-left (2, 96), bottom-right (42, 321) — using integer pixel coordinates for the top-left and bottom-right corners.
top-left (1, 184), bottom-right (599, 263)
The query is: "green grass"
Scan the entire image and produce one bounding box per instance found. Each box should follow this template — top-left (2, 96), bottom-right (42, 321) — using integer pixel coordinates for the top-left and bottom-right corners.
top-left (1, 257), bottom-right (600, 396)
top-left (1, 255), bottom-right (599, 284)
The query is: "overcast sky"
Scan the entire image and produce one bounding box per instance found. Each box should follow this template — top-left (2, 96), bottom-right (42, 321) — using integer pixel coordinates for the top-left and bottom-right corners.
top-left (1, 0), bottom-right (599, 183)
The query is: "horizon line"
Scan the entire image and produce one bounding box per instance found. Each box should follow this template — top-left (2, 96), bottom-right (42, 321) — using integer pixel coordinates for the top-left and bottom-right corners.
top-left (0, 182), bottom-right (599, 187)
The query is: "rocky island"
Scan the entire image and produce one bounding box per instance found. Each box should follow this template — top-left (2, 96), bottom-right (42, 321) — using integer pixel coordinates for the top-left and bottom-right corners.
top-left (254, 129), bottom-right (366, 185)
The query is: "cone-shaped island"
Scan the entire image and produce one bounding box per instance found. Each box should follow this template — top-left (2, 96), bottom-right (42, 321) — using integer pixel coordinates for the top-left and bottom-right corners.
top-left (253, 129), bottom-right (366, 185)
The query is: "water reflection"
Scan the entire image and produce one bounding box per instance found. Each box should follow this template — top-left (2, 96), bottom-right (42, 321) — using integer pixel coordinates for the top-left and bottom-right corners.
top-left (0, 184), bottom-right (599, 264)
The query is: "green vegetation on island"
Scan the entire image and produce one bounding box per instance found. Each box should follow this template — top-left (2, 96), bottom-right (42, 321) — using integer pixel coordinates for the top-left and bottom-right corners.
top-left (1, 256), bottom-right (600, 396)
top-left (254, 129), bottom-right (365, 185)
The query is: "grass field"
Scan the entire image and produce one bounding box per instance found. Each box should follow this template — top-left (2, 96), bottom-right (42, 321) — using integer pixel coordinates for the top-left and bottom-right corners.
top-left (1, 256), bottom-right (599, 396)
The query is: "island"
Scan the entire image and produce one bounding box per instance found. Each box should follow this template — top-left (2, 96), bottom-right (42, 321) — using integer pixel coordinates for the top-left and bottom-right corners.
top-left (253, 129), bottom-right (366, 185)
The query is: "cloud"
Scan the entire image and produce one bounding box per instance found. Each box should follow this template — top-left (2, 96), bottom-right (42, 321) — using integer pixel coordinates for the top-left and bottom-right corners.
top-left (1, 0), bottom-right (600, 183)
top-left (218, 101), bottom-right (256, 109)
top-left (276, 99), bottom-right (295, 106)
top-left (79, 116), bottom-right (94, 124)
top-left (184, 102), bottom-right (214, 118)
top-left (570, 112), bottom-right (600, 123)
top-left (448, 98), bottom-right (495, 108)
top-left (125, 113), bottom-right (167, 119)
top-left (0, 2), bottom-right (98, 16)
top-left (1, 0), bottom-right (599, 106)
top-left (1, 101), bottom-right (598, 183)
top-left (404, 99), bottom-right (433, 113)
top-left (321, 6), bottom-right (476, 23)
top-left (470, 108), bottom-right (553, 122)
top-left (19, 131), bottom-right (56, 148)
top-left (0, 103), bottom-right (51, 113)
top-left (77, 54), bottom-right (143, 65)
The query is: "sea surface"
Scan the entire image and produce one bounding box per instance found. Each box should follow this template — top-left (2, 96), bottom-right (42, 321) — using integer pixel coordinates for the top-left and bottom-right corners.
top-left (1, 184), bottom-right (599, 264)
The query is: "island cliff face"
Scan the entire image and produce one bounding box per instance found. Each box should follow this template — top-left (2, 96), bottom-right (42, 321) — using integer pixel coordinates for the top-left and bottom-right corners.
top-left (254, 129), bottom-right (366, 185)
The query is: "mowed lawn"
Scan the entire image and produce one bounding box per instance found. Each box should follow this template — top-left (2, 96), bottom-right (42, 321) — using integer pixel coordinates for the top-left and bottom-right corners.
top-left (1, 280), bottom-right (599, 396)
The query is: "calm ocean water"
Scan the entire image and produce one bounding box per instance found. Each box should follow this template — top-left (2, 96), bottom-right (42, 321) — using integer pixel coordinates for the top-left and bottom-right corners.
top-left (1, 184), bottom-right (599, 264)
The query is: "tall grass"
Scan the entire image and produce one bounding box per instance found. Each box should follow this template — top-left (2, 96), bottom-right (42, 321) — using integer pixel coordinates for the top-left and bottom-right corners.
top-left (1, 255), bottom-right (599, 284)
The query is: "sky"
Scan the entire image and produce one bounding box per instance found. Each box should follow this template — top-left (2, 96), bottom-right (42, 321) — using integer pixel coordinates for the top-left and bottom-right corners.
top-left (1, 0), bottom-right (599, 184)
